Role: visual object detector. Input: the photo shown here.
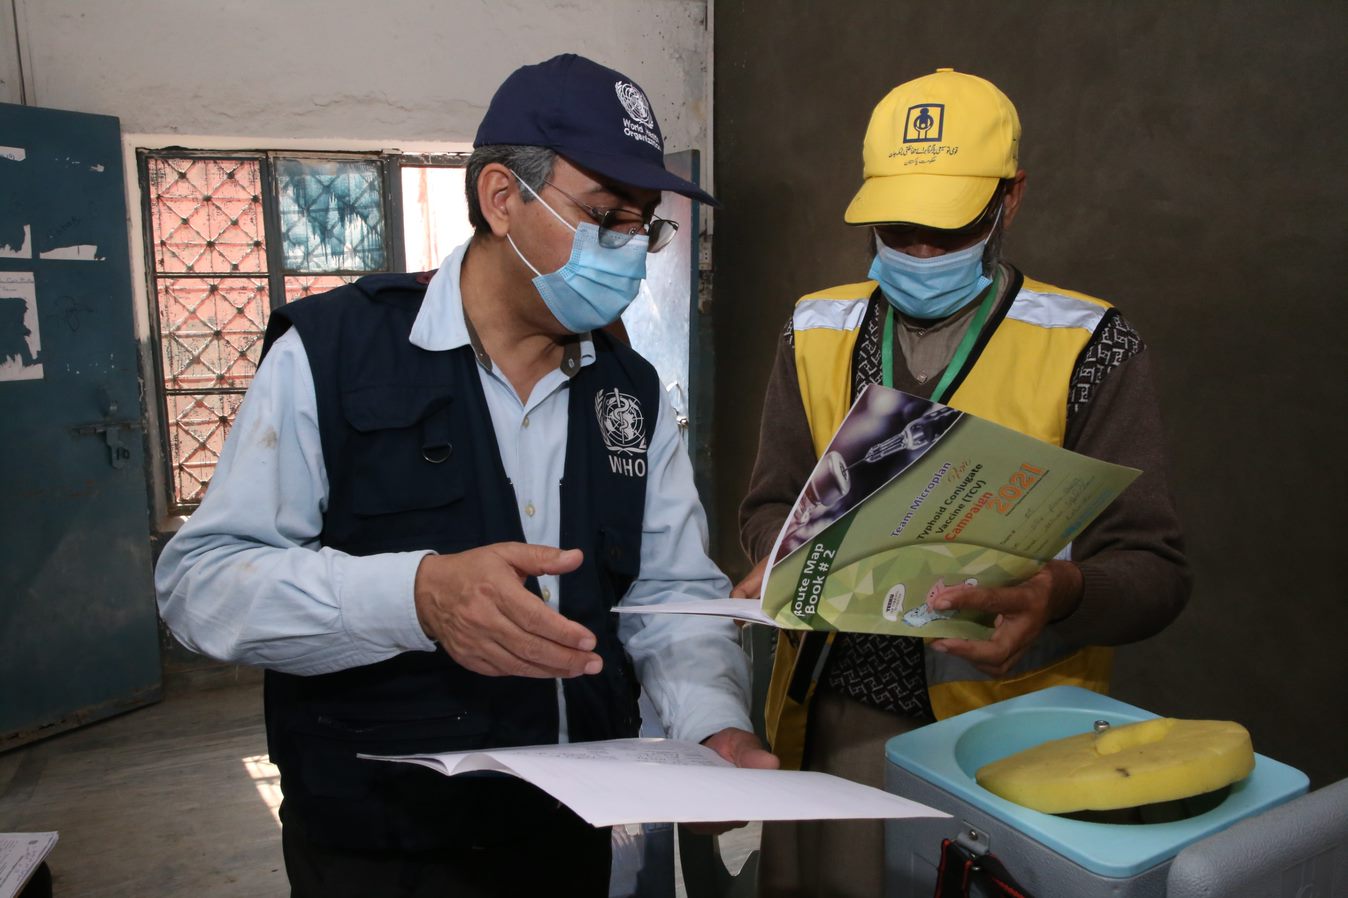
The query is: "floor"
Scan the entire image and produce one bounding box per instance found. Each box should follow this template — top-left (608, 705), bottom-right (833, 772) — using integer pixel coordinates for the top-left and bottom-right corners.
top-left (0, 680), bottom-right (759, 897)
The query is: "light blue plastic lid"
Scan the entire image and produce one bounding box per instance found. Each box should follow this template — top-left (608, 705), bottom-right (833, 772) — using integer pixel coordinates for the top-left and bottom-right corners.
top-left (885, 686), bottom-right (1309, 878)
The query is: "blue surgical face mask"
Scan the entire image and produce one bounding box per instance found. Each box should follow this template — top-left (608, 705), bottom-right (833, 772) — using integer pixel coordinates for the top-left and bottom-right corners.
top-left (507, 177), bottom-right (648, 334)
top-left (868, 222), bottom-right (997, 319)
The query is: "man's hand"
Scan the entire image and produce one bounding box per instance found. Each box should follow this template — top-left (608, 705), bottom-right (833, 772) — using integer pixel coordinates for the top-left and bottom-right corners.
top-left (414, 543), bottom-right (602, 679)
top-left (683, 727), bottom-right (780, 835)
top-left (927, 560), bottom-right (1084, 677)
top-left (730, 557), bottom-right (769, 600)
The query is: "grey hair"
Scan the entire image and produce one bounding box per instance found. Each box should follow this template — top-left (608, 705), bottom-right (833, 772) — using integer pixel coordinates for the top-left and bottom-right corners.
top-left (464, 144), bottom-right (557, 234)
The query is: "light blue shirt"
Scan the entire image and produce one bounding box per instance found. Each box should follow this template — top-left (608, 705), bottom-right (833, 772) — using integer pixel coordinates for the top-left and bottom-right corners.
top-left (156, 239), bottom-right (751, 744)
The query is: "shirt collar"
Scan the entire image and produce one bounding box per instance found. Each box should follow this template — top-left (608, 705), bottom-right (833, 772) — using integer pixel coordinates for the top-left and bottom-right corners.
top-left (410, 237), bottom-right (596, 378)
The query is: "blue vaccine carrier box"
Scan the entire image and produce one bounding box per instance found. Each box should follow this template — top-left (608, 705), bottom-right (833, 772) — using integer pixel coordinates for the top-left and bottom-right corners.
top-left (883, 686), bottom-right (1309, 897)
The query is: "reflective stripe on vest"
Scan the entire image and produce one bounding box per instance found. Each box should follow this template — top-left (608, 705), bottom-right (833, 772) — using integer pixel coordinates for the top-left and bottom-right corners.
top-left (945, 277), bottom-right (1111, 445)
top-left (766, 273), bottom-right (1115, 768)
top-left (791, 286), bottom-right (872, 458)
top-left (794, 296), bottom-right (870, 332)
top-left (1007, 285), bottom-right (1109, 332)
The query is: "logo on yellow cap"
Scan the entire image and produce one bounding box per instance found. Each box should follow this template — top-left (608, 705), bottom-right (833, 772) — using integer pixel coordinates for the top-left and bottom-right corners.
top-left (903, 104), bottom-right (945, 144)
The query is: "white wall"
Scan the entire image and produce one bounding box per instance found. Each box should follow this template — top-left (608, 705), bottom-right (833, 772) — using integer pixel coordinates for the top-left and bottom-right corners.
top-left (3, 0), bottom-right (710, 154)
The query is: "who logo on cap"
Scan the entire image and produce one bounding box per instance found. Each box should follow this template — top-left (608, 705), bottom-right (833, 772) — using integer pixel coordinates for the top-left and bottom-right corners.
top-left (474, 53), bottom-right (717, 207)
top-left (845, 68), bottom-right (1020, 230)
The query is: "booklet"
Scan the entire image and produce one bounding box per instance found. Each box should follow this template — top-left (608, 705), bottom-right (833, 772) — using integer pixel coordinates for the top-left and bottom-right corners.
top-left (361, 737), bottom-right (948, 827)
top-left (617, 385), bottom-right (1139, 639)
top-left (0, 832), bottom-right (57, 898)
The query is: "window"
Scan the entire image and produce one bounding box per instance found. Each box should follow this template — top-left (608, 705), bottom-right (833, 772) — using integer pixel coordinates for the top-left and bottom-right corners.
top-left (138, 149), bottom-right (471, 512)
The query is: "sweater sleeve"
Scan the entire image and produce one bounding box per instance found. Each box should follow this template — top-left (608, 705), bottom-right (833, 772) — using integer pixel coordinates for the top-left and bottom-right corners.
top-left (738, 320), bottom-right (820, 564)
top-left (1051, 327), bottom-right (1193, 646)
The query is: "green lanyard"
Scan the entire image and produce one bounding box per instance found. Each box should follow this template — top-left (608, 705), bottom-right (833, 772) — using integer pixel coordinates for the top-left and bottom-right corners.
top-left (880, 270), bottom-right (1002, 403)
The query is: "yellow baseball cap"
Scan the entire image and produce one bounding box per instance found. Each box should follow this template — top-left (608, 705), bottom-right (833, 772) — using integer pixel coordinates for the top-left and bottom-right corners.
top-left (844, 68), bottom-right (1020, 229)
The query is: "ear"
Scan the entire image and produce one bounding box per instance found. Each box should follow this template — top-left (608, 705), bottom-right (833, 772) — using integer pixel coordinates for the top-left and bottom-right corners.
top-left (477, 163), bottom-right (518, 238)
top-left (1001, 170), bottom-right (1028, 230)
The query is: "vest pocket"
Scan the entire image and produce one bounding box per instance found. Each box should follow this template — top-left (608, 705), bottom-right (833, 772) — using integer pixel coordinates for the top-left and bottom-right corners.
top-left (299, 707), bottom-right (487, 747)
top-left (341, 385), bottom-right (464, 516)
top-left (292, 705), bottom-right (490, 800)
top-left (598, 524), bottom-right (641, 598)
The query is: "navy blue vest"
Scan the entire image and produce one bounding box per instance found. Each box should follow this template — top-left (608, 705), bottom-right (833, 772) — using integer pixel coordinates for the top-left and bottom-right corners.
top-left (260, 272), bottom-right (657, 851)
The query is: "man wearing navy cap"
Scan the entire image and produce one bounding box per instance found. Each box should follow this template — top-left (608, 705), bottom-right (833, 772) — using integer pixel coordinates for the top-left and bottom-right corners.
top-left (156, 54), bottom-right (773, 896)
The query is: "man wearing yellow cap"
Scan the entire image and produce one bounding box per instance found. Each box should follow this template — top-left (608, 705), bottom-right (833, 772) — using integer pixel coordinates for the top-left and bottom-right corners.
top-left (736, 69), bottom-right (1191, 896)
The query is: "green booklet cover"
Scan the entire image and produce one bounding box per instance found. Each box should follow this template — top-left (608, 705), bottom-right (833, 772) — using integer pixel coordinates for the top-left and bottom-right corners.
top-left (758, 385), bottom-right (1139, 638)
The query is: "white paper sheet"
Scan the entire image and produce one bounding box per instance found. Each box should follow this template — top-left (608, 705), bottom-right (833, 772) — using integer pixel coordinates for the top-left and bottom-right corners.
top-left (0, 832), bottom-right (57, 898)
top-left (0, 272), bottom-right (43, 382)
top-left (362, 738), bottom-right (948, 828)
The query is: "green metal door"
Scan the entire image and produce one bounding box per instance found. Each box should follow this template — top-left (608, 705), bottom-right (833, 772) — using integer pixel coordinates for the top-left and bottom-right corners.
top-left (0, 102), bottom-right (161, 749)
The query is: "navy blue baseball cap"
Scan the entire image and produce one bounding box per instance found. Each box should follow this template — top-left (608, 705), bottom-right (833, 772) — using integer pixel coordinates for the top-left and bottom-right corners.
top-left (474, 54), bottom-right (719, 207)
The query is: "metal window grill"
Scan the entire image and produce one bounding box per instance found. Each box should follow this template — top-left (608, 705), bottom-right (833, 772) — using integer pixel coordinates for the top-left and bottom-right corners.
top-left (148, 156), bottom-right (267, 275)
top-left (141, 152), bottom-right (388, 510)
top-left (144, 156), bottom-right (270, 508)
top-left (140, 150), bottom-right (466, 513)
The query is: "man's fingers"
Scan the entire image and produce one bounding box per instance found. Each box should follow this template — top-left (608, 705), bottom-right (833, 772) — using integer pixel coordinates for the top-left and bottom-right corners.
top-left (736, 746), bottom-right (781, 770)
top-left (729, 576), bottom-right (759, 600)
top-left (495, 635), bottom-right (597, 678)
top-left (931, 640), bottom-right (1017, 677)
top-left (931, 582), bottom-right (1027, 616)
top-left (730, 557), bottom-right (770, 600)
top-left (464, 637), bottom-right (588, 679)
top-left (703, 726), bottom-right (780, 769)
top-left (495, 542), bottom-right (585, 578)
top-left (723, 733), bottom-right (780, 770)
top-left (494, 581), bottom-right (599, 652)
top-left (932, 637), bottom-right (1006, 667)
top-left (931, 617), bottom-right (1033, 675)
top-left (416, 542), bottom-right (613, 678)
top-left (447, 599), bottom-right (599, 678)
top-left (929, 584), bottom-right (991, 614)
top-left (500, 621), bottom-right (603, 677)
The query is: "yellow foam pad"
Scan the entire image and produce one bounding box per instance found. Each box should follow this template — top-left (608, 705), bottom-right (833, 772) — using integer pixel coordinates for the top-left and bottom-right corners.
top-left (975, 718), bottom-right (1255, 813)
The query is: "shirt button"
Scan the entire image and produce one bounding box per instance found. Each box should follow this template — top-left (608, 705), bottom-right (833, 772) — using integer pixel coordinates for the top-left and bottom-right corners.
top-left (916, 329), bottom-right (926, 337)
top-left (916, 373), bottom-right (928, 383)
top-left (525, 502), bottom-right (536, 517)
top-left (541, 587), bottom-right (552, 601)
top-left (522, 415), bottom-right (530, 428)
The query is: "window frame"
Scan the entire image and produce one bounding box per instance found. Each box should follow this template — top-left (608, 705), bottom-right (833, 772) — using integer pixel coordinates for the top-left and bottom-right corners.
top-left (135, 146), bottom-right (468, 516)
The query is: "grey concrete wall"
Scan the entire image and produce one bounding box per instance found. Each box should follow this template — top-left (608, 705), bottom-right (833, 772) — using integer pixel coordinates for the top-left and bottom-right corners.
top-left (712, 1), bottom-right (1347, 789)
top-left (2, 0), bottom-right (710, 151)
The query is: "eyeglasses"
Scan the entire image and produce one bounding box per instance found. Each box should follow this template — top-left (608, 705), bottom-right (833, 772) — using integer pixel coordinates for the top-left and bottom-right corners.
top-left (542, 180), bottom-right (679, 253)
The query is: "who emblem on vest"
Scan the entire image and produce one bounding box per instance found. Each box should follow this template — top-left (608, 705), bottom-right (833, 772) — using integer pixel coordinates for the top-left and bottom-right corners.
top-left (595, 387), bottom-right (648, 478)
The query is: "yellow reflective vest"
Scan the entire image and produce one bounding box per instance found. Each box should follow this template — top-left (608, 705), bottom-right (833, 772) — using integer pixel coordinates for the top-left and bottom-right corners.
top-left (766, 271), bottom-right (1116, 770)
